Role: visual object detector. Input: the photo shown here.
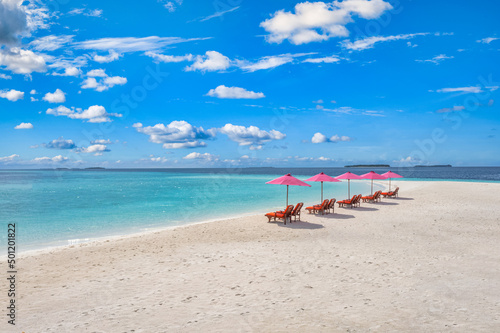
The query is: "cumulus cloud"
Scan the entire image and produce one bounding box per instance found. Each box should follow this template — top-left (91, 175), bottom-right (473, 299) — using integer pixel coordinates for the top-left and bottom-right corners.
top-left (185, 51), bottom-right (231, 72)
top-left (45, 137), bottom-right (76, 149)
top-left (341, 33), bottom-right (428, 51)
top-left (14, 122), bottom-right (33, 129)
top-left (0, 154), bottom-right (19, 163)
top-left (78, 144), bottom-right (110, 156)
top-left (415, 54), bottom-right (453, 65)
top-left (219, 124), bottom-right (286, 146)
top-left (133, 121), bottom-right (215, 149)
top-left (93, 50), bottom-right (121, 63)
top-left (32, 155), bottom-right (69, 163)
top-left (206, 85), bottom-right (265, 99)
top-left (42, 88), bottom-right (66, 103)
top-left (0, 73), bottom-right (12, 79)
top-left (0, 0), bottom-right (28, 44)
top-left (311, 132), bottom-right (351, 143)
top-left (183, 152), bottom-right (218, 161)
top-left (91, 139), bottom-right (112, 144)
top-left (260, 0), bottom-right (393, 45)
top-left (0, 89), bottom-right (24, 101)
top-left (81, 69), bottom-right (127, 91)
top-left (46, 105), bottom-right (122, 123)
top-left (51, 66), bottom-right (81, 77)
top-left (145, 51), bottom-right (193, 63)
top-left (0, 48), bottom-right (46, 74)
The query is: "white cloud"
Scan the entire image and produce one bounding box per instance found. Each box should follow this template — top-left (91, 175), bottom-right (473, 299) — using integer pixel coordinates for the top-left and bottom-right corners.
top-left (74, 36), bottom-right (209, 53)
top-left (86, 69), bottom-right (107, 77)
top-left (0, 73), bottom-right (12, 79)
top-left (341, 33), bottom-right (428, 51)
top-left (436, 105), bottom-right (465, 113)
top-left (312, 132), bottom-right (351, 143)
top-left (0, 48), bottom-right (46, 74)
top-left (0, 154), bottom-right (19, 163)
top-left (432, 86), bottom-right (499, 94)
top-left (238, 54), bottom-right (293, 72)
top-left (91, 139), bottom-right (112, 144)
top-left (260, 0), bottom-right (393, 45)
top-left (78, 144), bottom-right (110, 156)
top-left (185, 51), bottom-right (231, 72)
top-left (52, 66), bottom-right (81, 77)
top-left (32, 155), bottom-right (69, 163)
top-left (68, 8), bottom-right (103, 17)
top-left (150, 156), bottom-right (168, 163)
top-left (199, 6), bottom-right (239, 22)
top-left (0, 89), bottom-right (24, 101)
top-left (46, 105), bottom-right (122, 123)
top-left (219, 124), bottom-right (286, 146)
top-left (477, 37), bottom-right (499, 44)
top-left (29, 35), bottom-right (74, 51)
top-left (145, 51), bottom-right (193, 63)
top-left (30, 89), bottom-right (36, 94)
top-left (42, 88), bottom-right (66, 103)
top-left (303, 55), bottom-right (340, 63)
top-left (30, 97), bottom-right (37, 101)
top-left (45, 137), bottom-right (76, 149)
top-left (133, 121), bottom-right (215, 149)
top-left (416, 54), bottom-right (453, 65)
top-left (93, 50), bottom-right (121, 63)
top-left (206, 85), bottom-right (265, 99)
top-left (183, 152), bottom-right (218, 161)
top-left (14, 122), bottom-right (33, 129)
top-left (81, 70), bottom-right (127, 92)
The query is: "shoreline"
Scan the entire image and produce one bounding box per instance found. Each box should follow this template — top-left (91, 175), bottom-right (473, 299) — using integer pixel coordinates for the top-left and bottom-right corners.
top-left (2, 180), bottom-right (500, 331)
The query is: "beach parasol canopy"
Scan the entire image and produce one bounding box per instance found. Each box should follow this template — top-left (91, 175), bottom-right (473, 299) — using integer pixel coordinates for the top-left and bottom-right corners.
top-left (334, 172), bottom-right (362, 199)
top-left (305, 172), bottom-right (340, 202)
top-left (360, 171), bottom-right (387, 195)
top-left (381, 171), bottom-right (403, 191)
top-left (266, 173), bottom-right (311, 206)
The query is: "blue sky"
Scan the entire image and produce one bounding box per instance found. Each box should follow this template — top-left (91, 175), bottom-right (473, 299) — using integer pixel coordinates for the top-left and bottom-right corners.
top-left (0, 0), bottom-right (499, 168)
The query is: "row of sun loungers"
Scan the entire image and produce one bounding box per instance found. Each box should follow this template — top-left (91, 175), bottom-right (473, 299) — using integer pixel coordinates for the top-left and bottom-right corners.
top-left (264, 187), bottom-right (400, 224)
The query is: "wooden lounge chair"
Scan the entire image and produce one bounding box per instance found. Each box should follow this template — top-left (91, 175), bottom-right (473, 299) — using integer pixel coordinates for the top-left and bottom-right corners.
top-left (306, 199), bottom-right (329, 215)
top-left (277, 202), bottom-right (304, 222)
top-left (265, 205), bottom-right (294, 225)
top-left (338, 194), bottom-right (361, 208)
top-left (326, 198), bottom-right (336, 214)
top-left (362, 190), bottom-right (381, 203)
top-left (381, 187), bottom-right (399, 198)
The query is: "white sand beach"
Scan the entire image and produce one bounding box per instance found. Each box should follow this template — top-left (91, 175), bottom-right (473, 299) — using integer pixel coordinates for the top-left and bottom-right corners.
top-left (2, 181), bottom-right (500, 332)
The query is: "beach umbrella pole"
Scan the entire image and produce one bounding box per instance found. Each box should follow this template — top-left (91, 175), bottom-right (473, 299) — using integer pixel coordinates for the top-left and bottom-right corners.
top-left (348, 179), bottom-right (350, 199)
top-left (371, 179), bottom-right (373, 195)
top-left (286, 185), bottom-right (289, 206)
top-left (389, 178), bottom-right (392, 191)
top-left (321, 181), bottom-right (323, 202)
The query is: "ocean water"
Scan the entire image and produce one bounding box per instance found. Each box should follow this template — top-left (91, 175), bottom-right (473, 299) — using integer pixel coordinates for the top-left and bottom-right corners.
top-left (1, 167), bottom-right (499, 252)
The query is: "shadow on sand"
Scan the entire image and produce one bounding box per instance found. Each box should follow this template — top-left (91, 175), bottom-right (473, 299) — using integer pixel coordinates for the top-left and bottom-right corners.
top-left (314, 213), bottom-right (355, 220)
top-left (278, 221), bottom-right (324, 229)
top-left (369, 201), bottom-right (398, 206)
top-left (337, 206), bottom-right (379, 212)
top-left (391, 197), bottom-right (414, 201)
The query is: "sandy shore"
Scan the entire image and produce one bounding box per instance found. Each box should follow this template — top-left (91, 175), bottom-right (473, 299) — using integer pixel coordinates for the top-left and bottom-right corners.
top-left (2, 181), bottom-right (500, 332)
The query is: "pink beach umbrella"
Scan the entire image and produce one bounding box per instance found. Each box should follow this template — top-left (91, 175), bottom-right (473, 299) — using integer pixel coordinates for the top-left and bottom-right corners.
top-left (266, 173), bottom-right (311, 206)
top-left (305, 172), bottom-right (341, 203)
top-left (360, 171), bottom-right (387, 195)
top-left (335, 172), bottom-right (363, 199)
top-left (381, 171), bottom-right (403, 191)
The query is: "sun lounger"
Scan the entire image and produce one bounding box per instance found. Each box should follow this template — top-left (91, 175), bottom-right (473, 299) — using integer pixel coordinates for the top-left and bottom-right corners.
top-left (306, 199), bottom-right (329, 215)
top-left (362, 190), bottom-right (382, 202)
top-left (265, 205), bottom-right (294, 224)
top-left (338, 194), bottom-right (361, 208)
top-left (326, 198), bottom-right (336, 214)
top-left (277, 202), bottom-right (303, 222)
top-left (381, 187), bottom-right (399, 198)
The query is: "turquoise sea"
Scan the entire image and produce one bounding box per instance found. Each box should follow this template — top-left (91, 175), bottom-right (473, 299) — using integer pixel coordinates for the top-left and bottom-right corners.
top-left (1, 167), bottom-right (499, 252)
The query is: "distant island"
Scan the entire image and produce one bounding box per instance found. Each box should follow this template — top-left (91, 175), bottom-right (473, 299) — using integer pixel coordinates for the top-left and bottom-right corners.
top-left (85, 167), bottom-right (106, 170)
top-left (345, 164), bottom-right (390, 168)
top-left (415, 165), bottom-right (452, 167)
